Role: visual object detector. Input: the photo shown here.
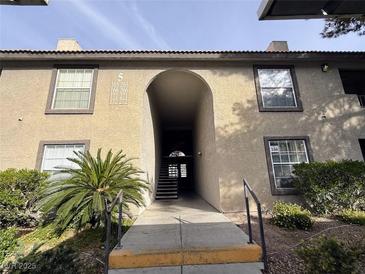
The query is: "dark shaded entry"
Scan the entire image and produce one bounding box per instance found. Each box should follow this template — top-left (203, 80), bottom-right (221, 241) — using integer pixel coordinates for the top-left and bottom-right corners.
top-left (156, 130), bottom-right (194, 199)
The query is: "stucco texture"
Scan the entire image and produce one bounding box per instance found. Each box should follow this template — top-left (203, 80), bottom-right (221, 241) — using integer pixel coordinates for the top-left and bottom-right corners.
top-left (1, 62), bottom-right (364, 213)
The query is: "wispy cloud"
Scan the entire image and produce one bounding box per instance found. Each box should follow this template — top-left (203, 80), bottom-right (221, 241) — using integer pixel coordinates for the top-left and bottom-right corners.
top-left (67, 0), bottom-right (143, 49)
top-left (128, 2), bottom-right (171, 50)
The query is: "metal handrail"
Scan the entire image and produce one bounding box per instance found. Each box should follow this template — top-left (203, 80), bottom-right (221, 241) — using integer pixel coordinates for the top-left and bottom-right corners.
top-left (358, 95), bottom-right (365, 108)
top-left (243, 178), bottom-right (268, 271)
top-left (104, 190), bottom-right (124, 274)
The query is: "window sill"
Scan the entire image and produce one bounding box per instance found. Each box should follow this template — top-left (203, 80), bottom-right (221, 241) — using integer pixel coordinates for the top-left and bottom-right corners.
top-left (45, 109), bottom-right (94, 115)
top-left (259, 107), bottom-right (303, 112)
top-left (271, 188), bottom-right (300, 195)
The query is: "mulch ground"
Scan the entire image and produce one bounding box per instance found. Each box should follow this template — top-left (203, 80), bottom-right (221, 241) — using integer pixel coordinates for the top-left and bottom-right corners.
top-left (225, 213), bottom-right (365, 274)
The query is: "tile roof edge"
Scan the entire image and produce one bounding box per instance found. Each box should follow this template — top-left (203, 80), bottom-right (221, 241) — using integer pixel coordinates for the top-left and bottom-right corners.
top-left (0, 49), bottom-right (364, 54)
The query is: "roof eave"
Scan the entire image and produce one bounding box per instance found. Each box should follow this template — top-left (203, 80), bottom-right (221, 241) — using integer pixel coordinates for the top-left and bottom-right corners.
top-left (1, 51), bottom-right (365, 62)
top-left (257, 0), bottom-right (365, 20)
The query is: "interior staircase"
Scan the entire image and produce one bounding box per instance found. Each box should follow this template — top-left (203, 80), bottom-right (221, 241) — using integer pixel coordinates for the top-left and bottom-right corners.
top-left (155, 159), bottom-right (178, 200)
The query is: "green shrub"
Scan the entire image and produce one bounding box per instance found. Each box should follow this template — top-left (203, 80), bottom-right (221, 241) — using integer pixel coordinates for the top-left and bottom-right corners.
top-left (0, 227), bottom-right (18, 264)
top-left (337, 209), bottom-right (365, 225)
top-left (0, 169), bottom-right (48, 228)
top-left (9, 245), bottom-right (79, 274)
top-left (296, 236), bottom-right (362, 274)
top-left (271, 201), bottom-right (313, 230)
top-left (293, 160), bottom-right (365, 215)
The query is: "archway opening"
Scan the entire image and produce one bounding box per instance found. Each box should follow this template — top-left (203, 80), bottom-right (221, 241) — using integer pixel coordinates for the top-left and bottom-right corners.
top-left (145, 70), bottom-right (219, 208)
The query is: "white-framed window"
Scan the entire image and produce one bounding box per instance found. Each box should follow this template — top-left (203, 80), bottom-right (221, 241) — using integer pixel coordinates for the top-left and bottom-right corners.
top-left (52, 69), bottom-right (94, 109)
top-left (268, 139), bottom-right (309, 189)
top-left (257, 68), bottom-right (297, 108)
top-left (41, 144), bottom-right (85, 174)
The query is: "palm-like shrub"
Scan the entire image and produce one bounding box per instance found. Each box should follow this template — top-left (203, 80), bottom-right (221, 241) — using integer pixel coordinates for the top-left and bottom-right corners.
top-left (38, 149), bottom-right (148, 232)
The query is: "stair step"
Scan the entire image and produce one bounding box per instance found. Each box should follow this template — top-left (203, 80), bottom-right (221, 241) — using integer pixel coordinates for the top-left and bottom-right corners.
top-left (156, 188), bottom-right (177, 191)
top-left (156, 189), bottom-right (177, 192)
top-left (155, 195), bottom-right (178, 199)
top-left (157, 185), bottom-right (177, 188)
top-left (156, 193), bottom-right (178, 197)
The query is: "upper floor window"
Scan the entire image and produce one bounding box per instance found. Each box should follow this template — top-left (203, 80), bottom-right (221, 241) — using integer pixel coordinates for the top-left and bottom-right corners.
top-left (264, 136), bottom-right (312, 195)
top-left (339, 69), bottom-right (365, 108)
top-left (254, 66), bottom-right (303, 112)
top-left (46, 66), bottom-right (98, 114)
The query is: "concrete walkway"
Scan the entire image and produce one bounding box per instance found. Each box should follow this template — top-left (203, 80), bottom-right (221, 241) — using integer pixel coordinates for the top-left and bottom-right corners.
top-left (109, 195), bottom-right (263, 273)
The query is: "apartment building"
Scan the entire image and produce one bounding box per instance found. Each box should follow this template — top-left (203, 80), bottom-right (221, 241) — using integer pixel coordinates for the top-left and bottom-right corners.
top-left (0, 40), bottom-right (364, 212)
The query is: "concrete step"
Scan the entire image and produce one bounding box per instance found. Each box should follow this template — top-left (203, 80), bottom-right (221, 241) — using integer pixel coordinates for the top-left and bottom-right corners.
top-left (109, 262), bottom-right (264, 274)
top-left (156, 187), bottom-right (178, 191)
top-left (157, 187), bottom-right (178, 190)
top-left (110, 244), bottom-right (261, 269)
top-left (156, 188), bottom-right (178, 191)
top-left (158, 182), bottom-right (177, 185)
top-left (157, 185), bottom-right (177, 188)
top-left (155, 195), bottom-right (178, 199)
top-left (156, 190), bottom-right (178, 194)
top-left (159, 174), bottom-right (175, 177)
top-left (109, 197), bottom-right (262, 270)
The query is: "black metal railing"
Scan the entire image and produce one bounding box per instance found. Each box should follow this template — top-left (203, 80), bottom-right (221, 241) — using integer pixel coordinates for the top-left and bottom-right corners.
top-left (243, 178), bottom-right (268, 271)
top-left (358, 95), bottom-right (365, 108)
top-left (104, 190), bottom-right (124, 274)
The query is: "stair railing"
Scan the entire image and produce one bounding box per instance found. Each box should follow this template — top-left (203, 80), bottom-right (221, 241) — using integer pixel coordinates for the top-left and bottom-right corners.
top-left (104, 190), bottom-right (124, 274)
top-left (243, 178), bottom-right (268, 271)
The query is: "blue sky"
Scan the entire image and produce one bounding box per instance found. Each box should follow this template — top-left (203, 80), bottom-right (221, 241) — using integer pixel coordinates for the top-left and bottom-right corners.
top-left (0, 0), bottom-right (364, 51)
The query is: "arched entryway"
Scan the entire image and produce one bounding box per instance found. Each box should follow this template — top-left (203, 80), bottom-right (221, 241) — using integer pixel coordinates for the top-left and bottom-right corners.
top-left (144, 70), bottom-right (220, 209)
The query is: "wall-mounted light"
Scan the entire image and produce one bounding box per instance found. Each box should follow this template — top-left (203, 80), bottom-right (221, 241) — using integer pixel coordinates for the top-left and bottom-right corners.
top-left (321, 9), bottom-right (328, 16)
top-left (18, 117), bottom-right (23, 121)
top-left (321, 64), bottom-right (329, 72)
top-left (197, 152), bottom-right (202, 157)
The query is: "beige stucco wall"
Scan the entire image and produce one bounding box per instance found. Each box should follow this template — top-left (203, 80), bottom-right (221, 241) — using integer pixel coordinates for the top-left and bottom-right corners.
top-left (190, 63), bottom-right (365, 212)
top-left (193, 82), bottom-right (221, 210)
top-left (0, 67), bottom-right (160, 214)
top-left (1, 62), bottom-right (364, 213)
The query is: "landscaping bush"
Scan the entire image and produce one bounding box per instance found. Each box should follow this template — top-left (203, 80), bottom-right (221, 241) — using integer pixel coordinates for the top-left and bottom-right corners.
top-left (0, 227), bottom-right (18, 265)
top-left (293, 160), bottom-right (365, 215)
top-left (296, 236), bottom-right (362, 274)
top-left (38, 149), bottom-right (147, 233)
top-left (337, 209), bottom-right (365, 225)
top-left (271, 201), bottom-right (313, 230)
top-left (0, 169), bottom-right (48, 228)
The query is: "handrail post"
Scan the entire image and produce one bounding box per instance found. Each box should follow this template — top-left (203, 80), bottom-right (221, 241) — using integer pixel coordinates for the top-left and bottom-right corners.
top-left (243, 183), bottom-right (253, 244)
top-left (257, 202), bottom-right (268, 271)
top-left (104, 190), bottom-right (124, 274)
top-left (243, 179), bottom-right (268, 272)
top-left (117, 192), bottom-right (123, 248)
top-left (104, 204), bottom-right (111, 274)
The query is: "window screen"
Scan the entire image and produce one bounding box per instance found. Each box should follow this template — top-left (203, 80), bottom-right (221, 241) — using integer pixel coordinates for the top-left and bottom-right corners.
top-left (41, 144), bottom-right (85, 174)
top-left (268, 139), bottom-right (309, 189)
top-left (52, 69), bottom-right (93, 109)
top-left (257, 68), bottom-right (297, 108)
